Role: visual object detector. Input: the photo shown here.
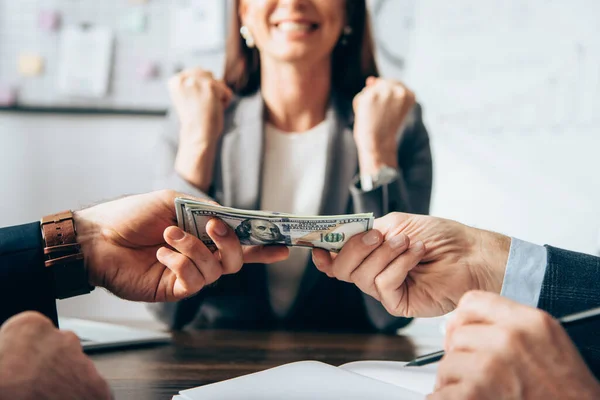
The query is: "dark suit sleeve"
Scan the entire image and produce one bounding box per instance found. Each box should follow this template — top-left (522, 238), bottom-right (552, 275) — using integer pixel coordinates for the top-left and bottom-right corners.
top-left (0, 222), bottom-right (57, 326)
top-left (537, 246), bottom-right (600, 378)
top-left (349, 104), bottom-right (433, 333)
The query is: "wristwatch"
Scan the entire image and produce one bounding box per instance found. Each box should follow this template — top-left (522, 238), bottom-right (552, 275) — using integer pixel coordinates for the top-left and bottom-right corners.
top-left (40, 211), bottom-right (94, 299)
top-left (360, 165), bottom-right (400, 192)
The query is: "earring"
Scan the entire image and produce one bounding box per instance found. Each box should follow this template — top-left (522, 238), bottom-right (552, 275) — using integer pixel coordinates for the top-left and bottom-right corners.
top-left (341, 26), bottom-right (352, 46)
top-left (240, 25), bottom-right (255, 48)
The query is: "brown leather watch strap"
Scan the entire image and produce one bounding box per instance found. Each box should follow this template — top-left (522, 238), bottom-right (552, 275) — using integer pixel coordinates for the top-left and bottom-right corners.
top-left (41, 211), bottom-right (78, 249)
top-left (41, 211), bottom-right (93, 299)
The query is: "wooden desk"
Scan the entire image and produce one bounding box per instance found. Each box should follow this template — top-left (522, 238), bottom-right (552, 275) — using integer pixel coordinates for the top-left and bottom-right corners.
top-left (91, 328), bottom-right (437, 400)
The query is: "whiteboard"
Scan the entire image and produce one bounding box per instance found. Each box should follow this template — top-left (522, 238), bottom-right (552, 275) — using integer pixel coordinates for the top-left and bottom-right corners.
top-left (0, 0), bottom-right (226, 112)
top-left (406, 0), bottom-right (600, 135)
top-left (0, 0), bottom-right (411, 112)
top-left (403, 0), bottom-right (600, 254)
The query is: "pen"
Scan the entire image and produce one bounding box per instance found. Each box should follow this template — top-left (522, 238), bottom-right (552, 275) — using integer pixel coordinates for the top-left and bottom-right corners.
top-left (405, 305), bottom-right (600, 367)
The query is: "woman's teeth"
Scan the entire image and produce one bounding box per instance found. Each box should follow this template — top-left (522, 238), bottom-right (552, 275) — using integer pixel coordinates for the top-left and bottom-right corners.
top-left (276, 22), bottom-right (314, 32)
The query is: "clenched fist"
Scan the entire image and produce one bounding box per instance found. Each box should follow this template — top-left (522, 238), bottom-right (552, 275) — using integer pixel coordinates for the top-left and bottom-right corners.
top-left (353, 77), bottom-right (416, 175)
top-left (430, 292), bottom-right (600, 400)
top-left (168, 69), bottom-right (233, 191)
top-left (0, 312), bottom-right (111, 400)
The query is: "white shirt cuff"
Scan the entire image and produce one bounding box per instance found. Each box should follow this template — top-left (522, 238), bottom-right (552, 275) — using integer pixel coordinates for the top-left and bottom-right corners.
top-left (500, 238), bottom-right (548, 308)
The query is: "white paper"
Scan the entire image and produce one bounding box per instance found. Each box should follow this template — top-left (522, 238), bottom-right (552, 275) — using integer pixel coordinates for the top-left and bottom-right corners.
top-left (176, 361), bottom-right (424, 400)
top-left (171, 0), bottom-right (225, 53)
top-left (340, 361), bottom-right (437, 395)
top-left (57, 26), bottom-right (114, 98)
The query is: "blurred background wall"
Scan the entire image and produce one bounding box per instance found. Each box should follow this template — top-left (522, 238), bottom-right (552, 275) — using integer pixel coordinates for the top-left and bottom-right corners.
top-left (1, 0), bottom-right (599, 321)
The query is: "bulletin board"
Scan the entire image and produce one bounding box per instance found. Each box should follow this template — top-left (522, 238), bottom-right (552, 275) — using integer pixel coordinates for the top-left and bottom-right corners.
top-left (0, 0), bottom-right (227, 115)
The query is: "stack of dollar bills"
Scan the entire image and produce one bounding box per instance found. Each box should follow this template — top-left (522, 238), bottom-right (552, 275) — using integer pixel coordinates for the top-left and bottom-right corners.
top-left (175, 198), bottom-right (374, 252)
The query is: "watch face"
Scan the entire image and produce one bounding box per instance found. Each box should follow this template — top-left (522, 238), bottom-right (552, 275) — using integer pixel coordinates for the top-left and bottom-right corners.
top-left (377, 166), bottom-right (400, 185)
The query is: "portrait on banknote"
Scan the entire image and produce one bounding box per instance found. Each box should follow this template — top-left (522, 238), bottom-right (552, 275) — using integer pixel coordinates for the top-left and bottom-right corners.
top-left (176, 198), bottom-right (374, 252)
top-left (234, 218), bottom-right (289, 245)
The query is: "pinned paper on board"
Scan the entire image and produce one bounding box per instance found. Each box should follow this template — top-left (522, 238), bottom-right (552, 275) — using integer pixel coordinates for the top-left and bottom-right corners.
top-left (57, 26), bottom-right (114, 98)
top-left (171, 0), bottom-right (226, 53)
top-left (122, 10), bottom-right (147, 33)
top-left (18, 53), bottom-right (45, 77)
top-left (138, 61), bottom-right (160, 80)
top-left (38, 10), bottom-right (62, 32)
top-left (0, 85), bottom-right (17, 106)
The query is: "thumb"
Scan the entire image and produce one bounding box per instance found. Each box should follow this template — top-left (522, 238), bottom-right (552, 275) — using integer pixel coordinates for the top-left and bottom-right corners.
top-left (366, 76), bottom-right (378, 86)
top-left (242, 245), bottom-right (290, 264)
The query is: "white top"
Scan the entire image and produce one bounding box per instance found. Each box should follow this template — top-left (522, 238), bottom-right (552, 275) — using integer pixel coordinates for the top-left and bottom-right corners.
top-left (261, 120), bottom-right (331, 317)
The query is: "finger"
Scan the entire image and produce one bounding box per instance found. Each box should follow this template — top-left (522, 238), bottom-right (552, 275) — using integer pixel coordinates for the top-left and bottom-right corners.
top-left (312, 248), bottom-right (335, 277)
top-left (331, 230), bottom-right (383, 282)
top-left (181, 68), bottom-right (214, 80)
top-left (170, 192), bottom-right (219, 207)
top-left (214, 81), bottom-right (234, 104)
top-left (179, 70), bottom-right (215, 90)
top-left (78, 355), bottom-right (113, 400)
top-left (171, 69), bottom-right (212, 90)
top-left (366, 76), bottom-right (378, 86)
top-left (352, 91), bottom-right (362, 111)
top-left (376, 241), bottom-right (425, 316)
top-left (156, 246), bottom-right (205, 298)
top-left (181, 75), bottom-right (199, 89)
top-left (241, 245), bottom-right (290, 264)
top-left (427, 383), bottom-right (474, 400)
top-left (163, 226), bottom-right (222, 283)
top-left (447, 291), bottom-right (538, 336)
top-left (164, 227), bottom-right (222, 285)
top-left (168, 74), bottom-right (183, 91)
top-left (435, 351), bottom-right (482, 391)
top-left (154, 190), bottom-right (219, 225)
top-left (209, 80), bottom-right (233, 103)
top-left (1, 311), bottom-right (55, 334)
top-left (349, 233), bottom-right (409, 300)
top-left (372, 212), bottom-right (411, 238)
top-left (447, 324), bottom-right (515, 362)
top-left (205, 218), bottom-right (243, 274)
top-left (397, 86), bottom-right (416, 122)
top-left (59, 330), bottom-right (86, 352)
top-left (369, 77), bottom-right (392, 92)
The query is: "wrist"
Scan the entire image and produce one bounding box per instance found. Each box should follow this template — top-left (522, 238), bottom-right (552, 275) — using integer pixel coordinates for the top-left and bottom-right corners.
top-left (357, 150), bottom-right (398, 177)
top-left (175, 143), bottom-right (217, 192)
top-left (72, 210), bottom-right (103, 288)
top-left (469, 227), bottom-right (511, 293)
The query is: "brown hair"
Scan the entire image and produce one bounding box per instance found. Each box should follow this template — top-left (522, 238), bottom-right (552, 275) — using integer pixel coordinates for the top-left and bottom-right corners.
top-left (224, 0), bottom-right (380, 100)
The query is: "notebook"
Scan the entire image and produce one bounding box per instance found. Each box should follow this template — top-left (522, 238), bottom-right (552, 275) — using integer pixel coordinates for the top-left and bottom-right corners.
top-left (172, 360), bottom-right (437, 400)
top-left (59, 318), bottom-right (171, 352)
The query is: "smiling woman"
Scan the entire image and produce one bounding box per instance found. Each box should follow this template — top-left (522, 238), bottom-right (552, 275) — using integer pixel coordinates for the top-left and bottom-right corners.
top-left (151, 0), bottom-right (433, 333)
top-left (225, 0), bottom-right (377, 99)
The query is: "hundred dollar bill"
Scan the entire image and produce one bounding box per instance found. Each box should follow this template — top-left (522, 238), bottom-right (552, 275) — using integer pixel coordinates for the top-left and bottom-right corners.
top-left (175, 198), bottom-right (374, 252)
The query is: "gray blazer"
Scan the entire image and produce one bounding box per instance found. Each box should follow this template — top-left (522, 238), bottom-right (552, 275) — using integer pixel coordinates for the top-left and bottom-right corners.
top-left (150, 90), bottom-right (433, 333)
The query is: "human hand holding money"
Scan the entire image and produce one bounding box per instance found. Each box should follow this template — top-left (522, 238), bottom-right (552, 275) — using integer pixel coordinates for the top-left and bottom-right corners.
top-left (176, 198), bottom-right (374, 252)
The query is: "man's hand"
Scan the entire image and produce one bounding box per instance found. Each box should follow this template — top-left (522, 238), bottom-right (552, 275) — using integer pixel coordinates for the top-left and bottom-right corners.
top-left (312, 212), bottom-right (510, 317)
top-left (0, 312), bottom-right (111, 400)
top-left (429, 291), bottom-right (600, 400)
top-left (75, 190), bottom-right (289, 302)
